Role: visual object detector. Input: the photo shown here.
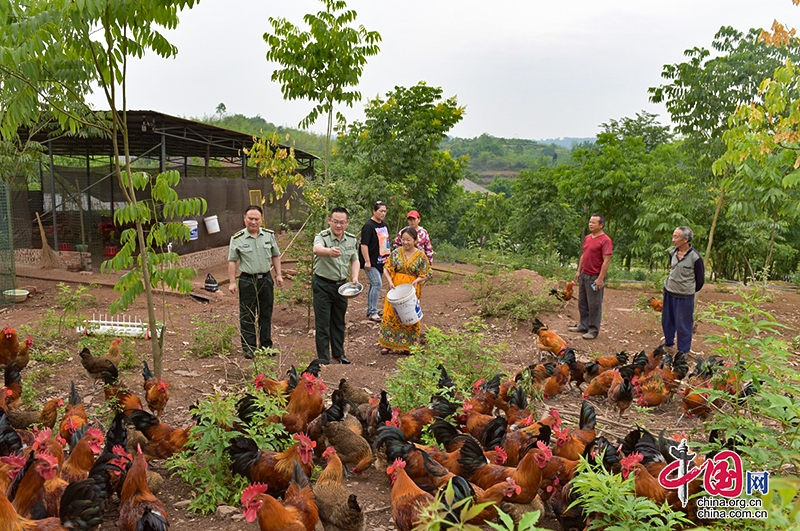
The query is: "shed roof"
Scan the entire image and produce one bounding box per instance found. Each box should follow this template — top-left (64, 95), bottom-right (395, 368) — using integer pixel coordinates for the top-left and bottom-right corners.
top-left (18, 110), bottom-right (318, 161)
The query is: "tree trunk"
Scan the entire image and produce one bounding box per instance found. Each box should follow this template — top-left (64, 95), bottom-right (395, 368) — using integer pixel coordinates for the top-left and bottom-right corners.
top-left (704, 179), bottom-right (728, 268)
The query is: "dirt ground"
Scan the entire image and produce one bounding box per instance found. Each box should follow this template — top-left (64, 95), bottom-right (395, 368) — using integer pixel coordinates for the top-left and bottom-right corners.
top-left (4, 262), bottom-right (800, 531)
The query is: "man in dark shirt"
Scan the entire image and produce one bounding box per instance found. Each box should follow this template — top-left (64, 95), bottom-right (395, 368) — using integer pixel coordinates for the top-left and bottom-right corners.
top-left (360, 201), bottom-right (390, 322)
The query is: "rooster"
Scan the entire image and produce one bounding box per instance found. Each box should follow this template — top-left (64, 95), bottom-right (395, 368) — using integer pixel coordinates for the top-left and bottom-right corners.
top-left (388, 394), bottom-right (458, 442)
top-left (241, 461), bottom-right (318, 531)
top-left (464, 373), bottom-right (503, 415)
top-left (457, 435), bottom-right (546, 504)
top-left (549, 281), bottom-right (575, 302)
top-left (582, 350), bottom-right (629, 384)
top-left (649, 297), bottom-right (663, 312)
top-left (7, 397), bottom-right (64, 431)
top-left (387, 458), bottom-right (434, 531)
top-left (58, 382), bottom-right (89, 446)
top-left (228, 433), bottom-right (316, 496)
top-left (356, 389), bottom-right (393, 443)
top-left (101, 364), bottom-right (143, 415)
top-left (543, 355), bottom-right (572, 399)
top-left (7, 338), bottom-right (33, 372)
top-left (9, 449), bottom-right (60, 519)
top-left (60, 427), bottom-right (104, 484)
top-left (312, 447), bottom-right (364, 531)
top-left (607, 365), bottom-right (636, 418)
top-left (282, 373), bottom-right (326, 434)
top-left (634, 351), bottom-right (688, 408)
top-left (480, 417), bottom-right (551, 467)
top-left (679, 356), bottom-right (724, 422)
top-left (118, 445), bottom-right (169, 531)
top-left (374, 425), bottom-right (455, 492)
top-left (254, 359), bottom-right (319, 397)
top-left (531, 318), bottom-right (567, 356)
top-left (552, 401), bottom-right (596, 461)
top-left (0, 324), bottom-right (20, 366)
top-left (127, 409), bottom-right (194, 460)
top-left (141, 361), bottom-right (169, 418)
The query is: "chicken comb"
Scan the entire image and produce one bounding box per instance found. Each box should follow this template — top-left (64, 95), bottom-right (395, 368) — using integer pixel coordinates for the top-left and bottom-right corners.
top-left (25, 337), bottom-right (33, 346)
top-left (112, 444), bottom-right (132, 458)
top-left (85, 427), bottom-right (104, 441)
top-left (494, 446), bottom-right (508, 464)
top-left (253, 373), bottom-right (267, 390)
top-left (472, 378), bottom-right (485, 392)
top-left (621, 452), bottom-right (644, 469)
top-left (37, 450), bottom-right (59, 468)
top-left (386, 458), bottom-right (406, 475)
top-left (241, 483), bottom-right (269, 506)
top-left (33, 427), bottom-right (52, 446)
top-left (293, 432), bottom-right (316, 448)
top-left (322, 446), bottom-right (337, 458)
top-left (536, 440), bottom-right (553, 460)
top-left (0, 454), bottom-right (26, 473)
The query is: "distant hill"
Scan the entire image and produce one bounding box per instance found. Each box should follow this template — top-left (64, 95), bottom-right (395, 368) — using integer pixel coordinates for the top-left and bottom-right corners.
top-left (536, 137), bottom-right (595, 149)
top-left (440, 133), bottom-right (572, 175)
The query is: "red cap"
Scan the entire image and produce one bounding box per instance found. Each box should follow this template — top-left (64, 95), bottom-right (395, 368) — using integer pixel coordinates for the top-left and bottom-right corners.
top-left (407, 210), bottom-right (420, 219)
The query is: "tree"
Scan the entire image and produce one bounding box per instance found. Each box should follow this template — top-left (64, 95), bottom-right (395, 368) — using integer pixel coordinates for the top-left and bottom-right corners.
top-left (600, 111), bottom-right (673, 152)
top-left (648, 25), bottom-right (800, 265)
top-left (0, 0), bottom-right (204, 376)
top-left (336, 82), bottom-right (468, 225)
top-left (263, 0), bottom-right (381, 182)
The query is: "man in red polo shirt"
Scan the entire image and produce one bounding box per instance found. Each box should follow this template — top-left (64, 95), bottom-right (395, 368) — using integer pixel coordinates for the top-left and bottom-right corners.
top-left (569, 214), bottom-right (613, 339)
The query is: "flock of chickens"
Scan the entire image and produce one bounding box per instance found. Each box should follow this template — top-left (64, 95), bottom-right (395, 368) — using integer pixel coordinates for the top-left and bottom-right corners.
top-left (0, 302), bottom-right (754, 531)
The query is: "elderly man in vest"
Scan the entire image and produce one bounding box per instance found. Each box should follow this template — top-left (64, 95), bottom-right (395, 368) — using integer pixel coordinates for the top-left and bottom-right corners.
top-left (662, 226), bottom-right (705, 354)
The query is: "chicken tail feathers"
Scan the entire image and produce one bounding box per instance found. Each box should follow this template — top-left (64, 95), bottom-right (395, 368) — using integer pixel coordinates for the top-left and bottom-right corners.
top-left (142, 360), bottom-right (155, 382)
top-left (579, 400), bottom-right (596, 431)
top-left (291, 459), bottom-right (311, 489)
top-left (137, 506), bottom-right (169, 531)
top-left (456, 436), bottom-right (489, 476)
top-left (228, 436), bottom-right (262, 479)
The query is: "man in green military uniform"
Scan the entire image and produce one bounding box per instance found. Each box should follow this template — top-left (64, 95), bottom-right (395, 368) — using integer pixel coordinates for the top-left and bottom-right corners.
top-left (228, 205), bottom-right (283, 359)
top-left (313, 206), bottom-right (360, 364)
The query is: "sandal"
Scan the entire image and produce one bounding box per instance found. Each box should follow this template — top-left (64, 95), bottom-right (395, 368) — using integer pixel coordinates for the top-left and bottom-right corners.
top-left (380, 348), bottom-right (390, 355)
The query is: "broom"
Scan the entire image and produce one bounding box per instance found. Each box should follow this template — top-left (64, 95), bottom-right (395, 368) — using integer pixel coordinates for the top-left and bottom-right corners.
top-left (35, 212), bottom-right (60, 269)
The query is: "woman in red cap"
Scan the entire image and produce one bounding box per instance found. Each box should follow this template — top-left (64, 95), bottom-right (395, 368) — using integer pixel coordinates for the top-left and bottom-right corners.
top-left (393, 210), bottom-right (434, 264)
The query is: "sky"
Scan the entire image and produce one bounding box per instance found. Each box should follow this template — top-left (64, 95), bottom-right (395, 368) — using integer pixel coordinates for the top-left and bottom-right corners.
top-left (87, 0), bottom-right (800, 141)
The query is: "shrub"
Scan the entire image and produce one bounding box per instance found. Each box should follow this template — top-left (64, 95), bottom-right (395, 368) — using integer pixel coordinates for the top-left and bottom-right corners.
top-left (188, 315), bottom-right (237, 358)
top-left (385, 318), bottom-right (505, 411)
top-left (465, 271), bottom-right (556, 322)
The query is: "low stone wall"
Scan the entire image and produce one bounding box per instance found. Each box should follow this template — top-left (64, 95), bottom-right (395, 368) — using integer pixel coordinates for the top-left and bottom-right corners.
top-left (15, 246), bottom-right (230, 272)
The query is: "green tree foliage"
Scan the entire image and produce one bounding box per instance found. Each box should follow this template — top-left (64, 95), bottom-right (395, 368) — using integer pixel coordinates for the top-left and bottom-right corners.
top-left (263, 0), bottom-right (381, 180)
top-left (600, 111), bottom-right (673, 152)
top-left (336, 82), bottom-right (468, 226)
top-left (0, 0), bottom-right (202, 376)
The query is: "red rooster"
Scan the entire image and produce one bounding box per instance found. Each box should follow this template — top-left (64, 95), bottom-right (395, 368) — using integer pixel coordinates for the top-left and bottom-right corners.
top-left (142, 361), bottom-right (169, 418)
top-left (241, 461), bottom-right (318, 531)
top-left (387, 458), bottom-right (434, 531)
top-left (118, 445), bottom-right (169, 531)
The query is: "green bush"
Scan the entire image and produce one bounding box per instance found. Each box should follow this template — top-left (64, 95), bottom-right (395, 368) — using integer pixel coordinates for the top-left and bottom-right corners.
top-left (188, 315), bottom-right (237, 358)
top-left (385, 318), bottom-right (505, 411)
top-left (166, 389), bottom-right (288, 515)
top-left (465, 271), bottom-right (556, 321)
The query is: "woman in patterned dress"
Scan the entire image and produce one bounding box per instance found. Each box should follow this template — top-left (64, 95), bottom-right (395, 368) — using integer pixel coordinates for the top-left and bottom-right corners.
top-left (379, 227), bottom-right (432, 354)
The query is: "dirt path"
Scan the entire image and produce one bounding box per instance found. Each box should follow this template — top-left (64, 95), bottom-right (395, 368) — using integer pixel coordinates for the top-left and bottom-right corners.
top-left (5, 264), bottom-right (800, 530)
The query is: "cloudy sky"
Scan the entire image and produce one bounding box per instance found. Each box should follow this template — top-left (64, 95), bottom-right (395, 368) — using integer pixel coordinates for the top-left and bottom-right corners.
top-left (88, 0), bottom-right (798, 140)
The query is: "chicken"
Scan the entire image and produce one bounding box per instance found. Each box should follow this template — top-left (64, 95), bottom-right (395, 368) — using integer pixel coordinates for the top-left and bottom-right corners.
top-left (7, 398), bottom-right (64, 431)
top-left (338, 378), bottom-right (371, 406)
top-left (312, 447), bottom-right (364, 531)
top-left (321, 402), bottom-right (373, 475)
top-left (549, 480), bottom-right (586, 531)
top-left (436, 363), bottom-right (457, 399)
top-left (460, 402), bottom-right (496, 442)
top-left (228, 433), bottom-right (316, 496)
top-left (549, 280), bottom-right (575, 302)
top-left (542, 359), bottom-right (571, 400)
top-left (254, 359), bottom-right (319, 397)
top-left (607, 365), bottom-right (635, 418)
top-left (582, 350), bottom-right (630, 384)
top-left (386, 458), bottom-right (434, 531)
top-left (374, 426), bottom-right (454, 492)
top-left (356, 389), bottom-right (392, 443)
top-left (556, 347), bottom-right (586, 390)
top-left (388, 395), bottom-right (458, 442)
top-left (680, 356), bottom-right (724, 421)
top-left (649, 297), bottom-right (663, 312)
top-left (0, 474), bottom-right (109, 531)
top-left (464, 373), bottom-right (503, 415)
top-left (552, 401), bottom-right (596, 461)
top-left (282, 373), bottom-right (326, 434)
top-left (457, 435), bottom-right (546, 504)
top-left (60, 428), bottom-right (104, 484)
top-left (504, 385), bottom-right (533, 425)
top-left (127, 409), bottom-right (194, 460)
top-left (479, 417), bottom-right (551, 467)
top-left (79, 340), bottom-right (121, 382)
top-left (58, 382), bottom-right (89, 446)
top-left (634, 351), bottom-right (688, 409)
top-left (0, 453), bottom-right (25, 493)
top-left (241, 460), bottom-right (318, 531)
top-left (142, 361), bottom-right (169, 418)
top-left (118, 445), bottom-right (169, 531)
top-left (619, 452), bottom-right (670, 506)
top-left (8, 338), bottom-right (33, 372)
top-left (10, 450), bottom-right (60, 519)
top-left (4, 362), bottom-right (23, 408)
top-left (582, 353), bottom-right (647, 401)
top-left (101, 364), bottom-right (143, 414)
top-left (0, 324), bottom-right (20, 367)
top-left (531, 318), bottom-right (567, 355)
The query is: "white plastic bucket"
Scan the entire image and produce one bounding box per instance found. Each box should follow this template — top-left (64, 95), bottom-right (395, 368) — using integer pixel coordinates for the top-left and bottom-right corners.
top-left (387, 284), bottom-right (423, 325)
top-left (203, 215), bottom-right (221, 234)
top-left (183, 220), bottom-right (199, 240)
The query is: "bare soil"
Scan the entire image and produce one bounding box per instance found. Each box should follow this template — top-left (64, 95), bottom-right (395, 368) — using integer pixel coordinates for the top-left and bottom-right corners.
top-left (5, 262), bottom-right (800, 531)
